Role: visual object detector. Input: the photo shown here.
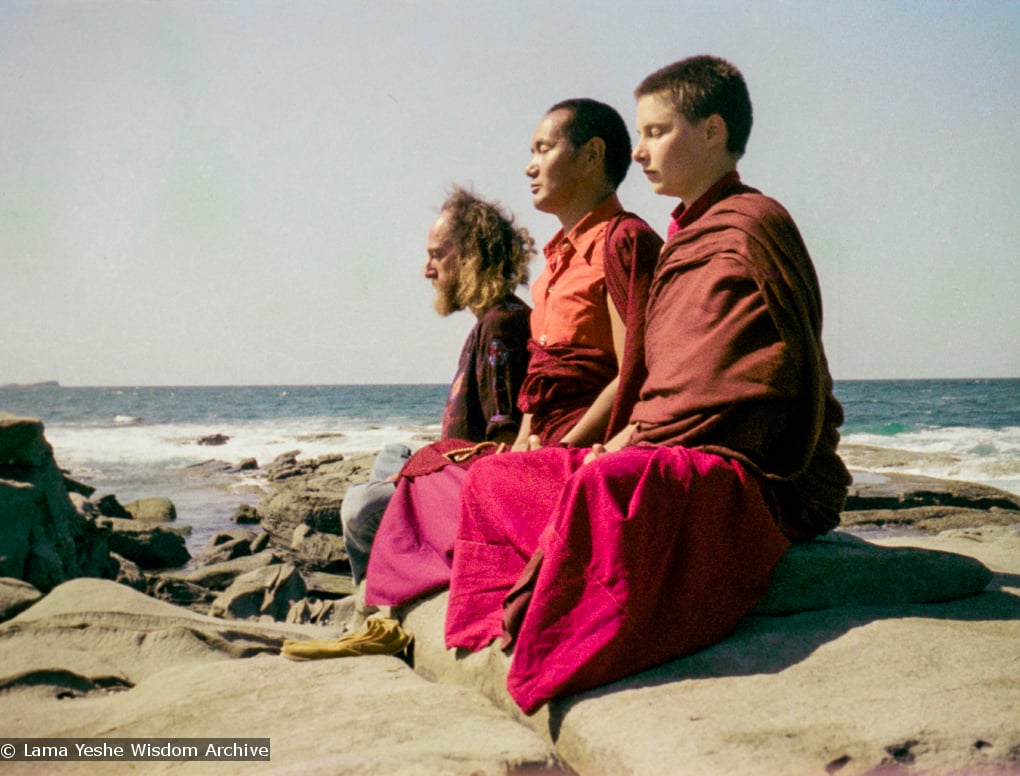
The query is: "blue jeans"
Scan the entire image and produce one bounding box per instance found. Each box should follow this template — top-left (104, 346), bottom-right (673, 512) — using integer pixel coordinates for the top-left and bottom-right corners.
top-left (340, 443), bottom-right (412, 584)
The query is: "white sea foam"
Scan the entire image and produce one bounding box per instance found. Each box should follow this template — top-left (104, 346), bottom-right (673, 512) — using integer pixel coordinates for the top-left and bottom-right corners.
top-left (843, 425), bottom-right (1020, 495)
top-left (45, 419), bottom-right (438, 475)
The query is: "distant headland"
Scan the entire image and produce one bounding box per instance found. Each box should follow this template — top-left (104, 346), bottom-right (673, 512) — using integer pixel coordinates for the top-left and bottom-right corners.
top-left (0, 381), bottom-right (60, 388)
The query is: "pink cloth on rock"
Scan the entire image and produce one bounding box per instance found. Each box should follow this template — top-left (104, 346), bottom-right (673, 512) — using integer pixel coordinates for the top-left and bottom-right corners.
top-left (444, 446), bottom-right (589, 650)
top-left (444, 445), bottom-right (790, 715)
top-left (363, 464), bottom-right (469, 607)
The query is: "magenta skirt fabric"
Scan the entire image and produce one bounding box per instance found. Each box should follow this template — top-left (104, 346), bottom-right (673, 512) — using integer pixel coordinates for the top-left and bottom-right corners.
top-left (445, 445), bottom-right (790, 715)
top-left (363, 464), bottom-right (469, 607)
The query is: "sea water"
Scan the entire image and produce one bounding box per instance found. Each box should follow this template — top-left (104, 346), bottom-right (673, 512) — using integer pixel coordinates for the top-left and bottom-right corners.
top-left (2, 380), bottom-right (1017, 554)
top-left (836, 378), bottom-right (1020, 493)
top-left (0, 384), bottom-right (449, 553)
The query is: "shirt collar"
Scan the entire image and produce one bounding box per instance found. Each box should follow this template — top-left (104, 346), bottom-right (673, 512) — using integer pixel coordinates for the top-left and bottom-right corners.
top-left (668, 171), bottom-right (742, 237)
top-left (544, 193), bottom-right (624, 262)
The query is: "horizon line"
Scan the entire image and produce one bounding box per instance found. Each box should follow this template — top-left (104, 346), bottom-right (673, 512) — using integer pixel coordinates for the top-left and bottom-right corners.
top-left (4, 376), bottom-right (1020, 390)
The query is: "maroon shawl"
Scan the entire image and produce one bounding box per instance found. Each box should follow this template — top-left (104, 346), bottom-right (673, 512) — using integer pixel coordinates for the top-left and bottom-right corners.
top-left (517, 342), bottom-right (616, 445)
top-left (631, 190), bottom-right (850, 537)
top-left (603, 213), bottom-right (662, 438)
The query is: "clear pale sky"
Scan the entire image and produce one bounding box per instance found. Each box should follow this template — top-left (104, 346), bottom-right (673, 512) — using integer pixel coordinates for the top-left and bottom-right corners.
top-left (3, 0), bottom-right (1018, 386)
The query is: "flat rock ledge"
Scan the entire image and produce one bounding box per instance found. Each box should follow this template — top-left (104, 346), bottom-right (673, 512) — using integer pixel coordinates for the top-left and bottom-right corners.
top-left (404, 527), bottom-right (1020, 776)
top-left (2, 526), bottom-right (1018, 775)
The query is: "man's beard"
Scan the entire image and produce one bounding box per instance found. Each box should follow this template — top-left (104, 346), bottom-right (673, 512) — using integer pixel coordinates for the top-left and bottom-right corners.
top-left (432, 278), bottom-right (463, 317)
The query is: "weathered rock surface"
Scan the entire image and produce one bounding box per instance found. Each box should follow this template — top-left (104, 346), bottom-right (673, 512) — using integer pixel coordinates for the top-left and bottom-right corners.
top-left (303, 569), bottom-right (358, 599)
top-left (110, 551), bottom-right (146, 591)
top-left (0, 579), bottom-right (560, 775)
top-left (231, 503), bottom-right (259, 523)
top-left (0, 577), bottom-right (330, 690)
top-left (289, 523), bottom-right (349, 571)
top-left (754, 529), bottom-right (993, 614)
top-left (0, 413), bottom-right (51, 464)
top-left (143, 576), bottom-right (218, 612)
top-left (96, 516), bottom-right (191, 570)
top-left (843, 469), bottom-right (1020, 537)
top-left (845, 468), bottom-right (1020, 512)
top-left (94, 493), bottom-right (132, 518)
top-left (165, 548), bottom-right (279, 591)
top-left (3, 418), bottom-right (1020, 774)
top-left (123, 495), bottom-right (178, 521)
top-left (285, 596), bottom-right (357, 626)
top-left (405, 526), bottom-right (1020, 776)
top-left (0, 413), bottom-right (115, 591)
top-left (196, 433), bottom-right (230, 446)
top-left (192, 529), bottom-right (256, 566)
top-left (208, 562), bottom-right (307, 621)
top-left (3, 526), bottom-right (1014, 775)
top-left (0, 577), bottom-right (42, 621)
top-left (255, 450), bottom-right (374, 545)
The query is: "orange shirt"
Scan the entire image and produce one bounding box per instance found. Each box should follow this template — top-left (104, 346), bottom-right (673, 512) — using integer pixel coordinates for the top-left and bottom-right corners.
top-left (530, 194), bottom-right (621, 355)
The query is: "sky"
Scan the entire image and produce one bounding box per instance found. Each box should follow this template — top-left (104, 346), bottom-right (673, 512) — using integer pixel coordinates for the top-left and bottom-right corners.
top-left (2, 0), bottom-right (1018, 386)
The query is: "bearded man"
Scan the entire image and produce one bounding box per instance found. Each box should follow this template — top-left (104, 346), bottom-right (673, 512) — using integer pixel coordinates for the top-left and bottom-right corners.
top-left (340, 187), bottom-right (533, 584)
top-left (425, 187), bottom-right (534, 444)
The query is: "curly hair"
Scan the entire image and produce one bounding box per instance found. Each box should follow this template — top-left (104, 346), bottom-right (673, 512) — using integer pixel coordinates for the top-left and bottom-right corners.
top-left (440, 186), bottom-right (534, 315)
top-left (635, 54), bottom-right (753, 158)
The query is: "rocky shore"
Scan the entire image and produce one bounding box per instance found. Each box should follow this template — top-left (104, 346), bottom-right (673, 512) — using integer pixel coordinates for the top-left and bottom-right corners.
top-left (1, 412), bottom-right (1019, 775)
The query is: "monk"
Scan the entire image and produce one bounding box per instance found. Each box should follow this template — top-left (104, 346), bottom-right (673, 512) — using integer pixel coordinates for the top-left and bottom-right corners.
top-left (363, 99), bottom-right (661, 608)
top-left (512, 98), bottom-right (663, 450)
top-left (444, 55), bottom-right (852, 715)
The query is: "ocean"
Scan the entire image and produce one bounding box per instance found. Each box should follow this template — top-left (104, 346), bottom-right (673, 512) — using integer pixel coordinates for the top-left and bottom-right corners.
top-left (0, 384), bottom-right (449, 555)
top-left (2, 380), bottom-right (1018, 555)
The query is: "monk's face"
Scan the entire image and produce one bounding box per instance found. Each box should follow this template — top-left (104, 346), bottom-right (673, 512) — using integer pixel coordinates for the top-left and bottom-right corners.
top-left (525, 109), bottom-right (587, 217)
top-left (425, 212), bottom-right (462, 316)
top-left (633, 92), bottom-right (713, 202)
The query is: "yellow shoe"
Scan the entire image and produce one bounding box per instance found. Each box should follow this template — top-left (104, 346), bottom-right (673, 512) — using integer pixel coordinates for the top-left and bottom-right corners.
top-left (281, 617), bottom-right (412, 661)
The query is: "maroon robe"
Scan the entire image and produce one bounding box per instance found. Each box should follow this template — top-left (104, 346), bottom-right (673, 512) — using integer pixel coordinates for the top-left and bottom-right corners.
top-left (632, 187), bottom-right (850, 538)
top-left (517, 343), bottom-right (616, 446)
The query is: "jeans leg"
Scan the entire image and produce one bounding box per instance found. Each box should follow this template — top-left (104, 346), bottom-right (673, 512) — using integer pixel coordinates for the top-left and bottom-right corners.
top-left (341, 444), bottom-right (412, 584)
top-left (370, 443), bottom-right (412, 481)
